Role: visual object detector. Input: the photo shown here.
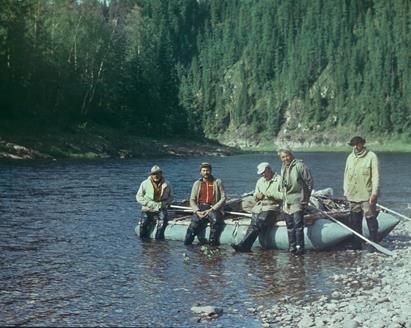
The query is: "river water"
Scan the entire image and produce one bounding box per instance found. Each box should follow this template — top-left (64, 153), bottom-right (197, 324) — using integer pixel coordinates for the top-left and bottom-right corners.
top-left (1, 152), bottom-right (410, 327)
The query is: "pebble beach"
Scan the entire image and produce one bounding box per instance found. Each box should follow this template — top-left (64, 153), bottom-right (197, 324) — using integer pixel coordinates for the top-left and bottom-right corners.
top-left (256, 219), bottom-right (411, 328)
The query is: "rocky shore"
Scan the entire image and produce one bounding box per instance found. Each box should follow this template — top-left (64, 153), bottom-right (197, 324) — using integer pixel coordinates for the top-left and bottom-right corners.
top-left (256, 219), bottom-right (411, 328)
top-left (0, 137), bottom-right (240, 160)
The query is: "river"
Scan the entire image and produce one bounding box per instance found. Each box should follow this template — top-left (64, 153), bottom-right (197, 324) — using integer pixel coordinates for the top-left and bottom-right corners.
top-left (1, 152), bottom-right (410, 326)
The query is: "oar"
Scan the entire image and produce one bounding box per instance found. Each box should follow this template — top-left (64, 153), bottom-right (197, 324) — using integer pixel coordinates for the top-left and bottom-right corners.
top-left (170, 204), bottom-right (252, 218)
top-left (377, 203), bottom-right (411, 222)
top-left (309, 203), bottom-right (394, 256)
top-left (226, 211), bottom-right (252, 218)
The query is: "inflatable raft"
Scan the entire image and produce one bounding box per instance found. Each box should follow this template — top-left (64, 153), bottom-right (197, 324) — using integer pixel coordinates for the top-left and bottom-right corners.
top-left (135, 192), bottom-right (400, 250)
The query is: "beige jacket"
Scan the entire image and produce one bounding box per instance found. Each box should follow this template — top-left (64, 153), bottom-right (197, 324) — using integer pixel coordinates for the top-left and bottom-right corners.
top-left (251, 174), bottom-right (282, 213)
top-left (136, 177), bottom-right (174, 212)
top-left (344, 148), bottom-right (379, 202)
top-left (190, 177), bottom-right (226, 213)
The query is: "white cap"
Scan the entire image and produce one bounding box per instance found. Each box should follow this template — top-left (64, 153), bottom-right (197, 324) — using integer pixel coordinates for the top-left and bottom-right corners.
top-left (150, 165), bottom-right (162, 174)
top-left (257, 162), bottom-right (270, 175)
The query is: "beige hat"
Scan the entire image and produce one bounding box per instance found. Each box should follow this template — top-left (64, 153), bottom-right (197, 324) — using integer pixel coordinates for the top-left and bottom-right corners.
top-left (257, 162), bottom-right (270, 175)
top-left (199, 162), bottom-right (212, 171)
top-left (150, 165), bottom-right (162, 175)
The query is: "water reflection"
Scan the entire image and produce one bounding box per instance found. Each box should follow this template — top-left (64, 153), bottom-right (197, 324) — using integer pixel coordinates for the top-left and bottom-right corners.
top-left (138, 241), bottom-right (173, 284)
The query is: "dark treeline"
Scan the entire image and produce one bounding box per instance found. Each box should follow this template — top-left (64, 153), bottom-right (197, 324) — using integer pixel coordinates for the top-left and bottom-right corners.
top-left (1, 0), bottom-right (410, 141)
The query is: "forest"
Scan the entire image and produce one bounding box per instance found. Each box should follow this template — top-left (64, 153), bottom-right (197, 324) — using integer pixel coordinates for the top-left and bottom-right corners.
top-left (1, 0), bottom-right (410, 148)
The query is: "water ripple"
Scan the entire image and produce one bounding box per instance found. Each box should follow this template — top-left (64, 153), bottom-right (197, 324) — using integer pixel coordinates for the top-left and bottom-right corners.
top-left (1, 153), bottom-right (410, 326)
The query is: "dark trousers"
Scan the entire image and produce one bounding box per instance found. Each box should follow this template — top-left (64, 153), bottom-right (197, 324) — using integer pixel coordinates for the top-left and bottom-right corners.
top-left (184, 204), bottom-right (225, 246)
top-left (348, 211), bottom-right (379, 249)
top-left (283, 211), bottom-right (305, 253)
top-left (139, 210), bottom-right (168, 240)
top-left (232, 210), bottom-right (275, 252)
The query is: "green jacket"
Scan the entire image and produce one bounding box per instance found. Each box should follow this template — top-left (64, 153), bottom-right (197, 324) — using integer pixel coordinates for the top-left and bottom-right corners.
top-left (190, 177), bottom-right (226, 213)
top-left (344, 148), bottom-right (379, 202)
top-left (280, 159), bottom-right (314, 206)
top-left (136, 177), bottom-right (174, 212)
top-left (252, 174), bottom-right (282, 213)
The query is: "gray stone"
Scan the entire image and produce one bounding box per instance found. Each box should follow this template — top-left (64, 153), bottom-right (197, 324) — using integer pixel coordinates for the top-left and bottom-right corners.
top-left (331, 291), bottom-right (341, 298)
top-left (376, 297), bottom-right (389, 304)
top-left (191, 305), bottom-right (223, 316)
top-left (298, 315), bottom-right (314, 327)
top-left (342, 319), bottom-right (360, 328)
top-left (327, 303), bottom-right (337, 311)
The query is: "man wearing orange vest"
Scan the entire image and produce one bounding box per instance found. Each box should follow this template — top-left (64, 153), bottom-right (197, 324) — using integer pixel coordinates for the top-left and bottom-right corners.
top-left (184, 162), bottom-right (226, 246)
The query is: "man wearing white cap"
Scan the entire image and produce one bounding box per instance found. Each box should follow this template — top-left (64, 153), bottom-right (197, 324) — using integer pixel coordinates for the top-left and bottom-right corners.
top-left (136, 165), bottom-right (174, 240)
top-left (232, 162), bottom-right (282, 252)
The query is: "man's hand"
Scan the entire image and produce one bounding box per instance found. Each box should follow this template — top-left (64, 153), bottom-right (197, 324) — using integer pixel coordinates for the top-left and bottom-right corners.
top-left (369, 194), bottom-right (378, 205)
top-left (255, 192), bottom-right (265, 201)
top-left (196, 209), bottom-right (211, 219)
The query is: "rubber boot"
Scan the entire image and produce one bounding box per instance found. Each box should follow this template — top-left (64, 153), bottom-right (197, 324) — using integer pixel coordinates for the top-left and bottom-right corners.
top-left (209, 224), bottom-right (223, 246)
top-left (232, 225), bottom-right (260, 252)
top-left (139, 216), bottom-right (152, 240)
top-left (348, 212), bottom-right (363, 250)
top-left (140, 223), bottom-right (150, 240)
top-left (295, 229), bottom-right (305, 255)
top-left (287, 231), bottom-right (297, 254)
top-left (184, 228), bottom-right (195, 245)
top-left (284, 212), bottom-right (297, 254)
top-left (197, 228), bottom-right (208, 245)
top-left (366, 217), bottom-right (379, 252)
top-left (294, 212), bottom-right (305, 255)
top-left (367, 217), bottom-right (379, 242)
top-left (155, 219), bottom-right (167, 240)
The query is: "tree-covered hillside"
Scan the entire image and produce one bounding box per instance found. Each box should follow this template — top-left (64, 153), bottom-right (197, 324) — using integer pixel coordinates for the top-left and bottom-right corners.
top-left (1, 0), bottom-right (410, 147)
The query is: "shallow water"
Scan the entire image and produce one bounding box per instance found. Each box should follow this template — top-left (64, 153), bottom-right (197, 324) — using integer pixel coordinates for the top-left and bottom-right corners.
top-left (1, 152), bottom-right (410, 326)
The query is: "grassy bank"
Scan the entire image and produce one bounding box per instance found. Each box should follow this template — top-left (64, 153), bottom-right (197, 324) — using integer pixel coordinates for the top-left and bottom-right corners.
top-left (243, 139), bottom-right (411, 153)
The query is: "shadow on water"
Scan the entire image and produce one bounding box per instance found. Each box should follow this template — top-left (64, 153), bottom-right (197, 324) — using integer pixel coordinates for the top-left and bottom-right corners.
top-left (1, 153), bottom-right (410, 326)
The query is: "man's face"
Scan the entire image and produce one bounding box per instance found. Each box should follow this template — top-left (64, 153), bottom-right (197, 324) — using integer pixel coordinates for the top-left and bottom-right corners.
top-left (280, 152), bottom-right (294, 166)
top-left (352, 143), bottom-right (364, 152)
top-left (261, 168), bottom-right (273, 180)
top-left (200, 167), bottom-right (211, 180)
top-left (151, 172), bottom-right (162, 182)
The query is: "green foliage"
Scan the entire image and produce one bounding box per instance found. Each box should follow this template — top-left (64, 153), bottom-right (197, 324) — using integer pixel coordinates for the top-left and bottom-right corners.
top-left (0, 0), bottom-right (410, 141)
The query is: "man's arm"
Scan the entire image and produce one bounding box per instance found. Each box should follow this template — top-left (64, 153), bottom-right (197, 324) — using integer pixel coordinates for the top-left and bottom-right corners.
top-left (299, 163), bottom-right (314, 204)
top-left (189, 181), bottom-right (200, 213)
top-left (136, 180), bottom-right (161, 210)
top-left (343, 156), bottom-right (350, 197)
top-left (136, 181), bottom-right (147, 206)
top-left (254, 178), bottom-right (264, 201)
top-left (211, 179), bottom-right (226, 211)
top-left (162, 181), bottom-right (174, 208)
top-left (370, 153), bottom-right (380, 204)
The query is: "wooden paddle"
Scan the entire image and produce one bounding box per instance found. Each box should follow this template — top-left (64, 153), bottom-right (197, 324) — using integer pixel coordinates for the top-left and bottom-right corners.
top-left (309, 202), bottom-right (394, 256)
top-left (377, 203), bottom-right (411, 222)
top-left (170, 204), bottom-right (252, 218)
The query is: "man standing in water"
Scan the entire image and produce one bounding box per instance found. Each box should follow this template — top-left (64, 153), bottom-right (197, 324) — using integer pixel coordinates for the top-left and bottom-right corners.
top-left (136, 165), bottom-right (174, 240)
top-left (184, 162), bottom-right (226, 246)
top-left (344, 136), bottom-right (380, 250)
top-left (278, 149), bottom-right (314, 255)
top-left (231, 162), bottom-right (282, 252)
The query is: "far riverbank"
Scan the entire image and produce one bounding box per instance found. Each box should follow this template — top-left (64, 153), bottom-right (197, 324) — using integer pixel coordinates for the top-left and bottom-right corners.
top-left (0, 121), bottom-right (242, 160)
top-left (2, 119), bottom-right (411, 160)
